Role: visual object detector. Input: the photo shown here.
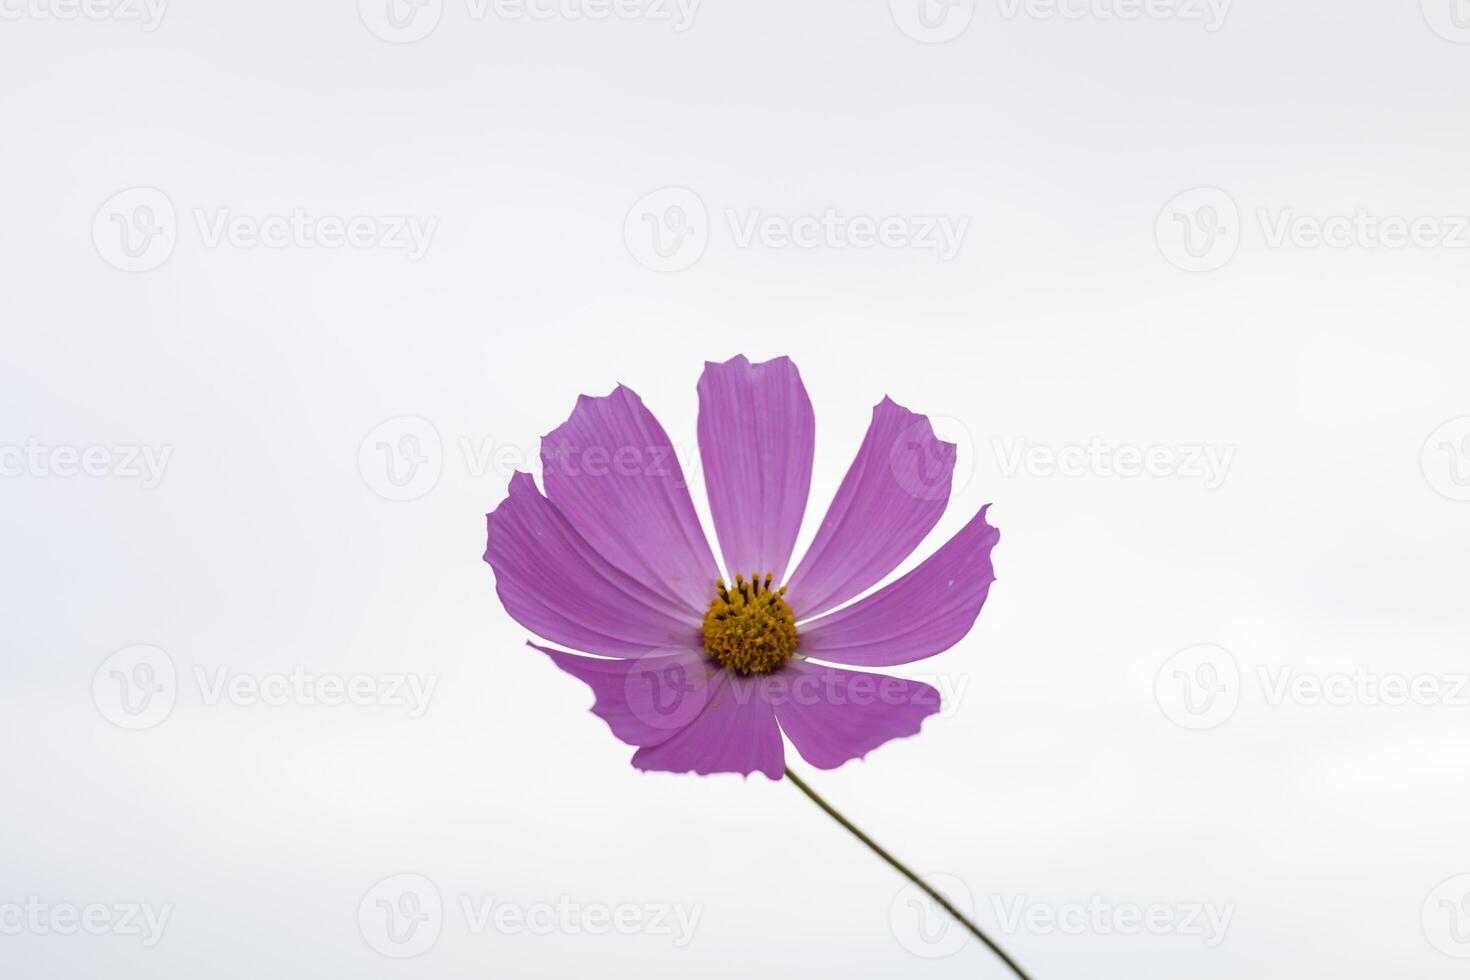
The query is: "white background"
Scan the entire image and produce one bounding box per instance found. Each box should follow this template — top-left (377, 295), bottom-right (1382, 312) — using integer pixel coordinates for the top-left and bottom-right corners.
top-left (4, 0), bottom-right (1470, 976)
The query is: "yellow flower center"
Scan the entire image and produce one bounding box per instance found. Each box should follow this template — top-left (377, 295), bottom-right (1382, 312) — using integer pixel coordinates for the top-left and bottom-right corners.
top-left (701, 573), bottom-right (797, 675)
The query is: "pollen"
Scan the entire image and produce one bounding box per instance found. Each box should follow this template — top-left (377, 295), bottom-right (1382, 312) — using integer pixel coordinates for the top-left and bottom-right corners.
top-left (702, 573), bottom-right (798, 676)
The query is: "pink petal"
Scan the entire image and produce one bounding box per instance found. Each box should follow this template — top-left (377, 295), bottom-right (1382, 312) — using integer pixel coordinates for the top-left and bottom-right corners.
top-left (484, 472), bottom-right (700, 657)
top-left (799, 506), bottom-right (998, 667)
top-left (531, 642), bottom-right (716, 747)
top-left (631, 670), bottom-right (785, 778)
top-left (541, 385), bottom-right (721, 616)
top-left (767, 660), bottom-right (940, 770)
top-left (696, 355), bottom-right (814, 582)
top-left (785, 397), bottom-right (956, 619)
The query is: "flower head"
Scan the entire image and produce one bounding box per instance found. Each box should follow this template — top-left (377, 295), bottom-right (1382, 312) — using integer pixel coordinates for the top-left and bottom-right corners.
top-left (482, 355), bottom-right (999, 779)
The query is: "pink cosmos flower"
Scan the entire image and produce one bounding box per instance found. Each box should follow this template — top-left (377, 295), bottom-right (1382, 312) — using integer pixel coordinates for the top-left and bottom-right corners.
top-left (482, 354), bottom-right (999, 779)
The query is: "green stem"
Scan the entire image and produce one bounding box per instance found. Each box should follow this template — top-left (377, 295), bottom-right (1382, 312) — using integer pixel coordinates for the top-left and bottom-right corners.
top-left (784, 766), bottom-right (1032, 980)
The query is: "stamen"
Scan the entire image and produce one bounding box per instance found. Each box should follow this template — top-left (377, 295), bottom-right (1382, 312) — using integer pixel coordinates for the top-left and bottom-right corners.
top-left (701, 572), bottom-right (798, 676)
